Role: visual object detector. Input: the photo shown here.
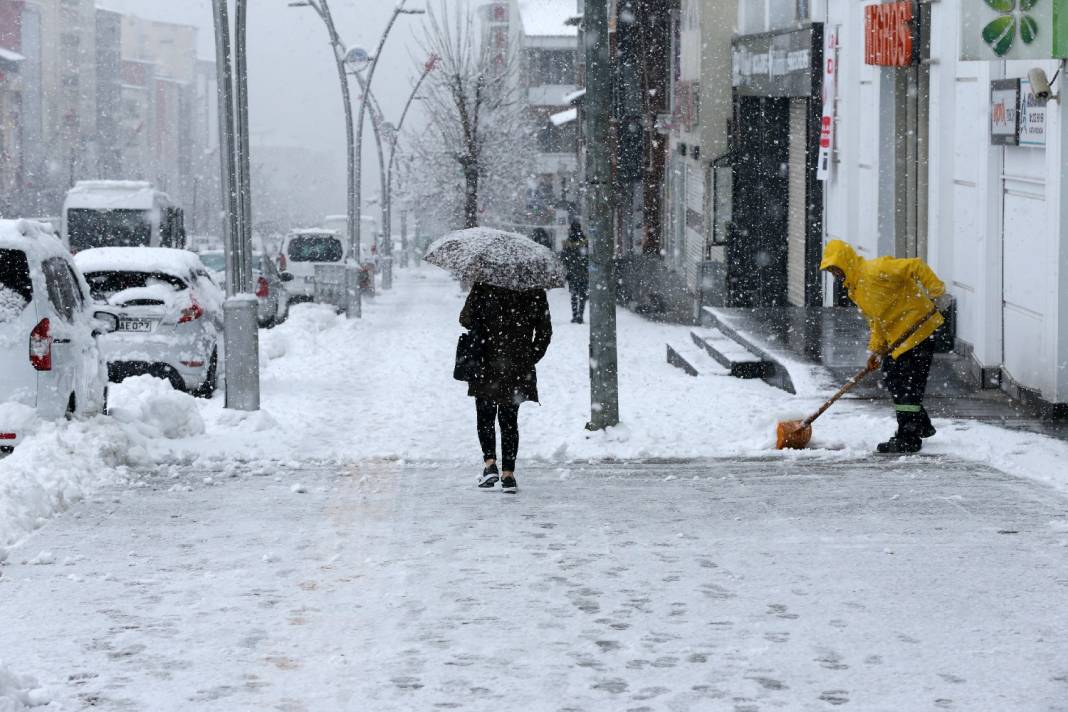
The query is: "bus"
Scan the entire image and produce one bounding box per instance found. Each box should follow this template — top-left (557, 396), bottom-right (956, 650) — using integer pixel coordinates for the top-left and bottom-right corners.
top-left (62, 181), bottom-right (185, 253)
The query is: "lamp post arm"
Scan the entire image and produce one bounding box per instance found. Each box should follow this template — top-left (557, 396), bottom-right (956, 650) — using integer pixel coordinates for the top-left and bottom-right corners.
top-left (386, 64), bottom-right (434, 246)
top-left (353, 0), bottom-right (408, 264)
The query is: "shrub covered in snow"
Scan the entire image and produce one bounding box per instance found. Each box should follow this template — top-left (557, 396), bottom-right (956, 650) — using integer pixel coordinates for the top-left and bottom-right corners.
top-left (0, 661), bottom-right (51, 709)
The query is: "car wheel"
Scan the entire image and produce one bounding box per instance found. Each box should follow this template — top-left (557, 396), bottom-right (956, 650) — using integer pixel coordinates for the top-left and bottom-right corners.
top-left (102, 386), bottom-right (110, 416)
top-left (65, 394), bottom-right (76, 421)
top-left (193, 348), bottom-right (218, 399)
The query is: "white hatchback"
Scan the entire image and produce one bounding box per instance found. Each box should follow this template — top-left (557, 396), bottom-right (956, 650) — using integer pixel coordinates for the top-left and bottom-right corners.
top-left (0, 220), bottom-right (110, 451)
top-left (75, 247), bottom-right (224, 397)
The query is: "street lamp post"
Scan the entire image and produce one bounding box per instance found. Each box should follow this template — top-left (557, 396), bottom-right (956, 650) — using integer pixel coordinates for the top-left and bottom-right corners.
top-left (351, 2), bottom-right (425, 291)
top-left (288, 0), bottom-right (361, 317)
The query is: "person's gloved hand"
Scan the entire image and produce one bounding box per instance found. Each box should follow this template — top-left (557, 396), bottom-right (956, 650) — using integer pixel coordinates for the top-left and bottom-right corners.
top-left (934, 294), bottom-right (953, 313)
top-left (866, 351), bottom-right (882, 371)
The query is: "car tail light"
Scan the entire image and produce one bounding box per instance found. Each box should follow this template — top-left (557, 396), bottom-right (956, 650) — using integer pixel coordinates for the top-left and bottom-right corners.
top-left (278, 254), bottom-right (287, 271)
top-left (256, 276), bottom-right (269, 298)
top-left (29, 318), bottom-right (52, 371)
top-left (178, 298), bottom-right (204, 324)
top-left (0, 433), bottom-right (16, 441)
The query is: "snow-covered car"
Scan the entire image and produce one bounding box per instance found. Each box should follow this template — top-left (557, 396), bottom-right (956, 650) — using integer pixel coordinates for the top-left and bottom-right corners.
top-left (75, 247), bottom-right (223, 398)
top-left (201, 249), bottom-right (290, 328)
top-left (1, 220), bottom-right (111, 451)
top-left (278, 229), bottom-right (346, 302)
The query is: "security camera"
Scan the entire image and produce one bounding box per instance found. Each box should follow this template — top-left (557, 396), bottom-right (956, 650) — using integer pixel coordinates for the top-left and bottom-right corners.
top-left (1028, 67), bottom-right (1058, 102)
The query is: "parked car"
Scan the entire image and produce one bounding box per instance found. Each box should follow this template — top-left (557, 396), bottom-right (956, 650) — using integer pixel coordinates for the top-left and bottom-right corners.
top-left (75, 247), bottom-right (223, 398)
top-left (1, 219), bottom-right (112, 451)
top-left (201, 249), bottom-right (290, 327)
top-left (278, 229), bottom-right (346, 303)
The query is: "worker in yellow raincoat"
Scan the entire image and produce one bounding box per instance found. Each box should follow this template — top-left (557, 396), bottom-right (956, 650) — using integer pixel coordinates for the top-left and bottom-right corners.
top-left (820, 240), bottom-right (951, 453)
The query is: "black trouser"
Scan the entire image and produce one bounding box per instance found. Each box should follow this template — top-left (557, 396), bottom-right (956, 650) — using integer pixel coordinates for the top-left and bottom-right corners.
top-left (476, 397), bottom-right (519, 472)
top-left (882, 336), bottom-right (935, 441)
top-left (570, 284), bottom-right (588, 320)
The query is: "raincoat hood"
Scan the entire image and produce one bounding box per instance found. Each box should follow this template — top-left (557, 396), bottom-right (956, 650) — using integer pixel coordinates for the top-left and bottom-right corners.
top-left (820, 240), bottom-right (863, 286)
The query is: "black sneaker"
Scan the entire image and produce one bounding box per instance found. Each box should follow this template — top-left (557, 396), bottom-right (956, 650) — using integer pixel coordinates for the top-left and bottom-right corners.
top-left (500, 475), bottom-right (517, 494)
top-left (876, 436), bottom-right (922, 454)
top-left (478, 464), bottom-right (500, 488)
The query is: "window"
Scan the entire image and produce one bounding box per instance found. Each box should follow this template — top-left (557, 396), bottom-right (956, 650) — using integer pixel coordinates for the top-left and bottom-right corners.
top-left (66, 209), bottom-right (152, 251)
top-left (527, 49), bottom-right (575, 85)
top-left (65, 264), bottom-right (86, 309)
top-left (42, 258), bottom-right (78, 322)
top-left (0, 249), bottom-right (32, 322)
top-left (82, 271), bottom-right (187, 302)
top-left (287, 235), bottom-right (343, 262)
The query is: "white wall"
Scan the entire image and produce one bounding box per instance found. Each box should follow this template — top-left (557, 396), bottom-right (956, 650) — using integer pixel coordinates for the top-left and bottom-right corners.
top-left (823, 0), bottom-right (880, 270)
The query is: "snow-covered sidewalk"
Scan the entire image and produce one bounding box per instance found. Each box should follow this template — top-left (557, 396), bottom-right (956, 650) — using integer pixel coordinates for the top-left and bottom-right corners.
top-left (4, 266), bottom-right (1068, 549)
top-left (2, 457), bottom-right (1066, 711)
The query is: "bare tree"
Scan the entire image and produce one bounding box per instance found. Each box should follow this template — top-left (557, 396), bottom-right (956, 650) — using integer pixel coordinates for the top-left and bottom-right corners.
top-left (415, 0), bottom-right (535, 229)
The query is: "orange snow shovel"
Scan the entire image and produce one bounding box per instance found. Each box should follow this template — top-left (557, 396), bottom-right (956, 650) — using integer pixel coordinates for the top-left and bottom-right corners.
top-left (775, 306), bottom-right (939, 450)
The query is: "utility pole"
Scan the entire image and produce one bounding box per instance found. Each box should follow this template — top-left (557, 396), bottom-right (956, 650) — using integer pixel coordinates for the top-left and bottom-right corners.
top-left (212, 0), bottom-right (260, 411)
top-left (584, 0), bottom-right (620, 430)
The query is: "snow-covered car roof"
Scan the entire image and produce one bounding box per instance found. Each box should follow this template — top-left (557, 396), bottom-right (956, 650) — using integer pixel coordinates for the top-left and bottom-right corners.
top-left (289, 228), bottom-right (340, 237)
top-left (0, 219), bottom-right (71, 261)
top-left (74, 247), bottom-right (206, 279)
top-left (63, 181), bottom-right (166, 211)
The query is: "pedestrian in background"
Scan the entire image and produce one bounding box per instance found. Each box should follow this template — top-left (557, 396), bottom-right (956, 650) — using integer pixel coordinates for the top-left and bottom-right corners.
top-left (459, 282), bottom-right (552, 493)
top-left (561, 221), bottom-right (589, 324)
top-left (820, 240), bottom-right (950, 453)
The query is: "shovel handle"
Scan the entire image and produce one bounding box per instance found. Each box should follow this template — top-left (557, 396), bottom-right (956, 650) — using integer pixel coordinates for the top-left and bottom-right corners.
top-left (801, 305), bottom-right (939, 427)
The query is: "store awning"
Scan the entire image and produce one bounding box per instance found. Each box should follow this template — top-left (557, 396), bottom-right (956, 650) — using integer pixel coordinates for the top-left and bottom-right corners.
top-left (550, 108), bottom-right (577, 127)
top-left (0, 47), bottom-right (25, 63)
top-left (564, 88), bottom-right (586, 104)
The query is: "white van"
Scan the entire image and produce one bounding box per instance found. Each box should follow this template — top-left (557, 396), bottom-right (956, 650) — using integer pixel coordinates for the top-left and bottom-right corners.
top-left (278, 229), bottom-right (346, 302)
top-left (62, 181), bottom-right (185, 253)
top-left (0, 220), bottom-right (111, 450)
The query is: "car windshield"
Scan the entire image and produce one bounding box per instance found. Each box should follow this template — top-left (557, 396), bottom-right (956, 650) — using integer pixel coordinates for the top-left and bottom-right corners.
top-left (83, 270), bottom-right (187, 302)
top-left (287, 235), bottom-right (342, 262)
top-left (66, 209), bottom-right (152, 252)
top-left (198, 252), bottom-right (226, 272)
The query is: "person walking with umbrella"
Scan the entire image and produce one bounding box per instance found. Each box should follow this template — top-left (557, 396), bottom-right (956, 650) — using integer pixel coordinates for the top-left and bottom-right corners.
top-left (425, 228), bottom-right (564, 492)
top-left (561, 221), bottom-right (589, 324)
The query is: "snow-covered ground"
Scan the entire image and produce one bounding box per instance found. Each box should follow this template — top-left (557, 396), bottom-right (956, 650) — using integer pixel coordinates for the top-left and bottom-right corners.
top-left (3, 266), bottom-right (1068, 551)
top-left (3, 266), bottom-right (1068, 710)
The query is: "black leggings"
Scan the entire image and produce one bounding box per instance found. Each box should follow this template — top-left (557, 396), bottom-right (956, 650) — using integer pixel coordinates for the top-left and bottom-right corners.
top-left (476, 398), bottom-right (519, 472)
top-left (570, 286), bottom-right (588, 320)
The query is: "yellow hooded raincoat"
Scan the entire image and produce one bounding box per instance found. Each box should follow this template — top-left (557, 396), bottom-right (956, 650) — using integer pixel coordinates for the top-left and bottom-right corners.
top-left (820, 240), bottom-right (945, 360)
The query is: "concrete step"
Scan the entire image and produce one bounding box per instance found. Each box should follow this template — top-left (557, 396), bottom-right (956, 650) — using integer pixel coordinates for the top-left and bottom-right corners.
top-left (690, 328), bottom-right (770, 380)
top-left (701, 307), bottom-right (797, 394)
top-left (666, 340), bottom-right (715, 377)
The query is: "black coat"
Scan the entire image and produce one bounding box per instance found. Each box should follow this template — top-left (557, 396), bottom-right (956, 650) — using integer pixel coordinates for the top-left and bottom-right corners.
top-left (459, 283), bottom-right (552, 405)
top-left (561, 238), bottom-right (589, 291)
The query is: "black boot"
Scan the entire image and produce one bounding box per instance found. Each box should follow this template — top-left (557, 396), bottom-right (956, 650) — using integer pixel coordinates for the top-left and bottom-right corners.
top-left (877, 411), bottom-right (923, 454)
top-left (918, 407), bottom-right (936, 439)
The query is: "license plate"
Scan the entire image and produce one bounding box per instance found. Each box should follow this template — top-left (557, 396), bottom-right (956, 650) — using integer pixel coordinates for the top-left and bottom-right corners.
top-left (118, 319), bottom-right (153, 332)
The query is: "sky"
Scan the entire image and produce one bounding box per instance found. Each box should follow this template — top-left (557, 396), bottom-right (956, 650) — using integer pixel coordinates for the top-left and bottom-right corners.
top-left (99, 0), bottom-right (434, 197)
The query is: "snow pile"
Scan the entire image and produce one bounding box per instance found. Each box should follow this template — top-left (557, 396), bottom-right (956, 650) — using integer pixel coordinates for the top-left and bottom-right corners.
top-left (0, 405), bottom-right (138, 547)
top-left (109, 376), bottom-right (205, 439)
top-left (0, 662), bottom-right (51, 710)
top-left (0, 287), bottom-right (27, 323)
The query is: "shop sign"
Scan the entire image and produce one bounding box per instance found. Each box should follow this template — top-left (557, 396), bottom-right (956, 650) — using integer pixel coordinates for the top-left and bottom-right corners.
top-left (990, 79), bottom-right (1021, 145)
top-left (1020, 79), bottom-right (1048, 147)
top-left (865, 2), bottom-right (915, 67)
top-left (817, 29), bottom-right (839, 181)
top-left (962, 0), bottom-right (1068, 60)
top-left (732, 26), bottom-right (818, 98)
